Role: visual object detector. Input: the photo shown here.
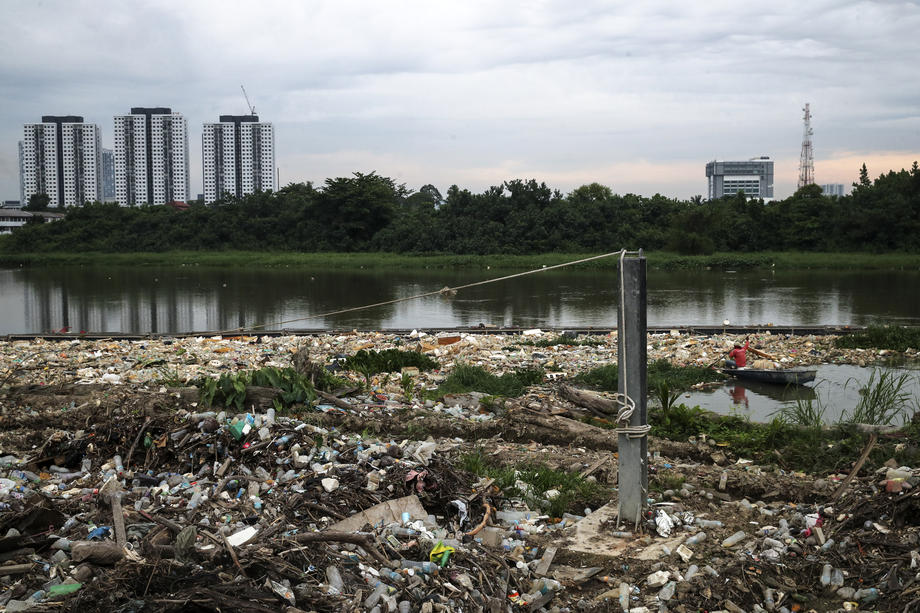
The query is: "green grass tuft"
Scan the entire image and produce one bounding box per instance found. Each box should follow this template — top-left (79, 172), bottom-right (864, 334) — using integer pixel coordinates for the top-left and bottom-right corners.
top-left (436, 364), bottom-right (544, 398)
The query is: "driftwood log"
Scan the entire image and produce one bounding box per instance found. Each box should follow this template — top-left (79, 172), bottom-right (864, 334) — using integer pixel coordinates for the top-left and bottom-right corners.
top-left (560, 385), bottom-right (620, 416)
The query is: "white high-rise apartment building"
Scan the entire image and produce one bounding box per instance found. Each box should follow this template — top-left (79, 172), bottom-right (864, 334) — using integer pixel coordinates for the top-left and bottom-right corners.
top-left (21, 116), bottom-right (102, 208)
top-left (113, 107), bottom-right (189, 206)
top-left (202, 115), bottom-right (276, 204)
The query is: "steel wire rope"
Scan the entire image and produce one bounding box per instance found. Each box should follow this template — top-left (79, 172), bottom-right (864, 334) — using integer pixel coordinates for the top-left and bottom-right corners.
top-left (215, 250), bottom-right (628, 336)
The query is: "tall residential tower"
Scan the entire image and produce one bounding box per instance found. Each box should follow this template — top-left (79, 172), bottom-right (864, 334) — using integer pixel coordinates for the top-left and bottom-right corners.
top-left (113, 108), bottom-right (189, 206)
top-left (202, 115), bottom-right (276, 203)
top-left (21, 116), bottom-right (103, 207)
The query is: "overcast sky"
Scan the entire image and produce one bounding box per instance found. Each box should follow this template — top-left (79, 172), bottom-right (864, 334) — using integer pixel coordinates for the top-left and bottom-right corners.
top-left (2, 0), bottom-right (918, 202)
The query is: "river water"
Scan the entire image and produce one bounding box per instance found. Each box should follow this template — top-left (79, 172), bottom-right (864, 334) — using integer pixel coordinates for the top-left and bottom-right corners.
top-left (2, 265), bottom-right (918, 423)
top-left (2, 266), bottom-right (919, 335)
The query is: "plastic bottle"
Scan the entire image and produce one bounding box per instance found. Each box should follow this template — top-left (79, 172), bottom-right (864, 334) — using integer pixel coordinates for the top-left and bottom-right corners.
top-left (820, 564), bottom-right (832, 587)
top-left (398, 601), bottom-right (411, 613)
top-left (685, 532), bottom-right (707, 546)
top-left (400, 560), bottom-right (438, 574)
top-left (658, 580), bottom-right (676, 601)
top-left (820, 538), bottom-right (835, 552)
top-left (187, 487), bottom-right (203, 510)
top-left (764, 587), bottom-right (775, 611)
top-left (684, 564), bottom-right (699, 581)
top-left (721, 531), bottom-right (746, 547)
top-left (325, 566), bottom-right (343, 594)
top-left (695, 519), bottom-right (723, 529)
top-left (618, 582), bottom-right (630, 611)
top-left (762, 537), bottom-right (784, 550)
top-left (113, 455), bottom-right (124, 474)
top-left (853, 587), bottom-right (879, 603)
top-left (364, 582), bottom-right (388, 608)
top-left (830, 568), bottom-right (844, 589)
top-left (379, 568), bottom-right (406, 584)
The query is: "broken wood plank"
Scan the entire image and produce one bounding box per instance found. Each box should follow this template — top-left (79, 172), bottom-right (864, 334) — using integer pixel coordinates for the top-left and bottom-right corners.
top-left (580, 456), bottom-right (609, 479)
top-left (534, 546), bottom-right (558, 576)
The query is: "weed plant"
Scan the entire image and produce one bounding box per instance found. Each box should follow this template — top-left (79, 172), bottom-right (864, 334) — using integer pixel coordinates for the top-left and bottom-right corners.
top-left (774, 396), bottom-right (828, 427)
top-left (435, 364), bottom-right (544, 398)
top-left (841, 369), bottom-right (916, 425)
top-left (835, 325), bottom-right (920, 353)
top-left (345, 349), bottom-right (439, 387)
top-left (197, 366), bottom-right (316, 412)
top-left (574, 359), bottom-right (723, 394)
top-left (461, 448), bottom-right (603, 517)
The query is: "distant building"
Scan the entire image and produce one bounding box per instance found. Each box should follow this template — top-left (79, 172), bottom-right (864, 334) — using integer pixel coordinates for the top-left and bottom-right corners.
top-left (18, 140), bottom-right (25, 205)
top-left (0, 208), bottom-right (64, 234)
top-left (102, 148), bottom-right (116, 202)
top-left (706, 157), bottom-right (774, 200)
top-left (820, 183), bottom-right (847, 197)
top-left (3, 200), bottom-right (22, 209)
top-left (202, 115), bottom-right (276, 204)
top-left (21, 116), bottom-right (103, 208)
top-left (113, 107), bottom-right (190, 206)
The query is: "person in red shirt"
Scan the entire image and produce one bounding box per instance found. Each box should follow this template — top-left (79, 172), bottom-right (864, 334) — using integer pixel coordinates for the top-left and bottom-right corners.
top-left (725, 337), bottom-right (750, 369)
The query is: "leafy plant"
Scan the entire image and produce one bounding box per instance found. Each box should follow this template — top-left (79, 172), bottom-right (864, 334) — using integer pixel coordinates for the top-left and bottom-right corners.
top-left (835, 325), bottom-right (920, 353)
top-left (195, 367), bottom-right (316, 412)
top-left (400, 372), bottom-right (415, 403)
top-left (461, 448), bottom-right (603, 518)
top-left (652, 381), bottom-right (682, 412)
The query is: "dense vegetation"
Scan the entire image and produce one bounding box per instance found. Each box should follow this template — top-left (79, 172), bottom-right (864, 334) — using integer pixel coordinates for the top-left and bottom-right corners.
top-left (3, 162), bottom-right (919, 255)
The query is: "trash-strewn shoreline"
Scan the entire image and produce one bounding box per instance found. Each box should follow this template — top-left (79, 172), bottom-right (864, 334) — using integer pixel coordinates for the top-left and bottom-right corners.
top-left (1, 330), bottom-right (918, 613)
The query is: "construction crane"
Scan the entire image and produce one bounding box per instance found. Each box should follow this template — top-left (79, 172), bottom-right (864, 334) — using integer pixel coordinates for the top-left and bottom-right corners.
top-left (240, 85), bottom-right (256, 116)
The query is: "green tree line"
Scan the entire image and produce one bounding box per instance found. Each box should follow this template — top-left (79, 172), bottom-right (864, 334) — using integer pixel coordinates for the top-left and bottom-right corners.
top-left (2, 163), bottom-right (919, 255)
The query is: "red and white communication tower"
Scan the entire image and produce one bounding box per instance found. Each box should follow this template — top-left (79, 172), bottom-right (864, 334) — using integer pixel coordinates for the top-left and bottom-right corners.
top-left (797, 103), bottom-right (815, 188)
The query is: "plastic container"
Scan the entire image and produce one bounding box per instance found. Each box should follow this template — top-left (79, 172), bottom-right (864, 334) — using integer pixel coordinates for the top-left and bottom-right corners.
top-left (684, 564), bottom-right (699, 581)
top-left (364, 582), bottom-right (387, 608)
top-left (658, 580), bottom-right (676, 601)
top-left (325, 566), bottom-right (343, 594)
top-left (685, 532), bottom-right (707, 546)
top-left (398, 601), bottom-right (411, 613)
top-left (400, 560), bottom-right (438, 574)
top-left (820, 563), bottom-right (832, 587)
top-left (721, 531), bottom-right (747, 547)
top-left (853, 587), bottom-right (879, 603)
top-left (618, 582), bottom-right (630, 610)
top-left (695, 519), bottom-right (723, 529)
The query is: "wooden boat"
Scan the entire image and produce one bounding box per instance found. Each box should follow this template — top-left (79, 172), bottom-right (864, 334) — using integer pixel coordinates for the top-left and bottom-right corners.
top-left (719, 367), bottom-right (817, 385)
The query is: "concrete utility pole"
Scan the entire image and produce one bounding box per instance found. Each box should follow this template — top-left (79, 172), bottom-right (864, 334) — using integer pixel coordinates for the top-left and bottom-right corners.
top-left (617, 251), bottom-right (648, 528)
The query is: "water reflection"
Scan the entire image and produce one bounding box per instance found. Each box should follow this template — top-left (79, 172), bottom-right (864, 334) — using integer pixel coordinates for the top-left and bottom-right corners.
top-left (1, 266), bottom-right (919, 335)
top-left (683, 364), bottom-right (919, 424)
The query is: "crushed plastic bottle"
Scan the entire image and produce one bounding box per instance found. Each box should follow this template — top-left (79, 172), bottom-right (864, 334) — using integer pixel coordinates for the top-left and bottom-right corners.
top-left (658, 580), bottom-right (676, 601)
top-left (325, 565), bottom-right (344, 594)
top-left (721, 531), bottom-right (747, 547)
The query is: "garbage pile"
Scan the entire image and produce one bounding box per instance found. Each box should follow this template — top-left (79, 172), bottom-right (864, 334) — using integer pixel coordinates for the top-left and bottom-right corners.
top-left (3, 329), bottom-right (908, 391)
top-left (0, 331), bottom-right (918, 612)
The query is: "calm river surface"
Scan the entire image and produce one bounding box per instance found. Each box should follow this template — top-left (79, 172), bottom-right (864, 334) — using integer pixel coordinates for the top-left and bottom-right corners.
top-left (1, 266), bottom-right (919, 335)
top-left (2, 264), bottom-right (919, 422)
